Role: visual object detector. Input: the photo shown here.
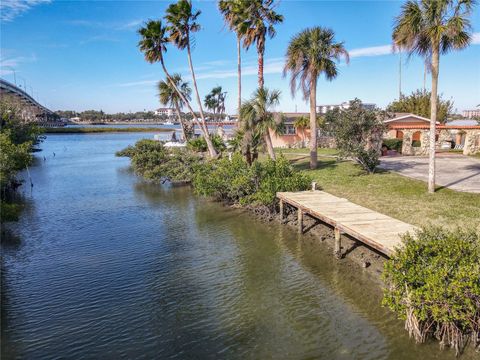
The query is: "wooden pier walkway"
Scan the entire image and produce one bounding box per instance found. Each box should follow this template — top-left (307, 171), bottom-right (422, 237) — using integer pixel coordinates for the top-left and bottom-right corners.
top-left (277, 191), bottom-right (418, 257)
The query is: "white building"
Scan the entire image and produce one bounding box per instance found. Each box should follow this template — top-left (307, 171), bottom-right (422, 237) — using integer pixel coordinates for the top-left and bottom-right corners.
top-left (154, 107), bottom-right (174, 116)
top-left (462, 109), bottom-right (480, 119)
top-left (317, 101), bottom-right (376, 114)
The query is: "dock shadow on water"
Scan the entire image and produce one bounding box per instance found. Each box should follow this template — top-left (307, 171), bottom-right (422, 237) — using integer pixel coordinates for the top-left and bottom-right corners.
top-left (1, 133), bottom-right (476, 359)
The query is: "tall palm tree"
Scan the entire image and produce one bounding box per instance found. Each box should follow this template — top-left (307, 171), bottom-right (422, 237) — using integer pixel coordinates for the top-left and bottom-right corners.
top-left (242, 0), bottom-right (283, 89)
top-left (158, 74), bottom-right (192, 141)
top-left (165, 0), bottom-right (217, 158)
top-left (137, 20), bottom-right (213, 154)
top-left (240, 87), bottom-right (282, 160)
top-left (284, 27), bottom-right (349, 169)
top-left (218, 0), bottom-right (248, 119)
top-left (393, 0), bottom-right (475, 193)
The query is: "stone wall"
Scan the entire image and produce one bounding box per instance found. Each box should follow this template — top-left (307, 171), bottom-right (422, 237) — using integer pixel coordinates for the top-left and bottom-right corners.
top-left (389, 128), bottom-right (480, 155)
top-left (464, 130), bottom-right (480, 155)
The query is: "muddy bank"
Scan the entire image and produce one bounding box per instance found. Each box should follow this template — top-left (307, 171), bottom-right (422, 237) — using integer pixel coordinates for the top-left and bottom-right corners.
top-left (244, 202), bottom-right (387, 284)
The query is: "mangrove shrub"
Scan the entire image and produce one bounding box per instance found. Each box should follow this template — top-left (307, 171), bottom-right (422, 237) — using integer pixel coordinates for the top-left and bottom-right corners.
top-left (116, 139), bottom-right (202, 183)
top-left (187, 134), bottom-right (226, 153)
top-left (193, 154), bottom-right (311, 207)
top-left (1, 98), bottom-right (44, 222)
top-left (382, 227), bottom-right (480, 355)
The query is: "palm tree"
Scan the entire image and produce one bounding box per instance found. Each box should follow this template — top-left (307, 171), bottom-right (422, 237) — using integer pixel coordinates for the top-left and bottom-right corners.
top-left (242, 0), bottom-right (283, 89)
top-left (137, 20), bottom-right (213, 153)
top-left (158, 74), bottom-right (192, 141)
top-left (393, 0), bottom-right (474, 193)
top-left (204, 86), bottom-right (227, 121)
top-left (204, 94), bottom-right (217, 121)
top-left (165, 0), bottom-right (217, 158)
top-left (240, 87), bottom-right (282, 160)
top-left (218, 0), bottom-right (249, 119)
top-left (294, 115), bottom-right (309, 148)
top-left (284, 27), bottom-right (349, 169)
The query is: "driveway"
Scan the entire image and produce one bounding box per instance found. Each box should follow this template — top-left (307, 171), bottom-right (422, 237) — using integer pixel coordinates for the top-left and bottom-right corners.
top-left (379, 154), bottom-right (480, 193)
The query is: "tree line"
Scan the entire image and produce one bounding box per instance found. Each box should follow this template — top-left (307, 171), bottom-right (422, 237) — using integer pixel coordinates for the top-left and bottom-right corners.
top-left (138, 0), bottom-right (475, 194)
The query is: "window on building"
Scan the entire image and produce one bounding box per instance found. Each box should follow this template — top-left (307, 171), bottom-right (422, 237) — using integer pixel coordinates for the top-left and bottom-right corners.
top-left (282, 124), bottom-right (296, 135)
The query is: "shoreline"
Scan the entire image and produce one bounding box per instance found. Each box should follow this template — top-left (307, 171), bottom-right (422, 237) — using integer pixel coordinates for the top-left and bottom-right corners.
top-left (44, 127), bottom-right (173, 134)
top-left (243, 202), bottom-right (387, 283)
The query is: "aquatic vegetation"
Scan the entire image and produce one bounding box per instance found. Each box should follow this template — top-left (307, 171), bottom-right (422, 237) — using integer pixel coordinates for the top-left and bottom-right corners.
top-left (118, 139), bottom-right (310, 208)
top-left (193, 153), bottom-right (310, 208)
top-left (187, 134), bottom-right (226, 153)
top-left (116, 139), bottom-right (202, 183)
top-left (1, 98), bottom-right (43, 222)
top-left (382, 227), bottom-right (480, 355)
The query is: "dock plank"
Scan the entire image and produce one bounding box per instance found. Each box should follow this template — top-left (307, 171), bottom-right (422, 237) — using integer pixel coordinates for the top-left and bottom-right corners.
top-left (277, 191), bottom-right (417, 256)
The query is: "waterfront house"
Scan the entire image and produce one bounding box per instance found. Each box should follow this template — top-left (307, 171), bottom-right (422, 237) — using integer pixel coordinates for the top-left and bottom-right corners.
top-left (269, 112), bottom-right (311, 148)
top-left (383, 113), bottom-right (480, 155)
top-left (154, 107), bottom-right (174, 116)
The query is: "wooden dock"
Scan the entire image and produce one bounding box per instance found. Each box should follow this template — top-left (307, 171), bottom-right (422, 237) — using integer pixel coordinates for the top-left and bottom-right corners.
top-left (277, 191), bottom-right (418, 257)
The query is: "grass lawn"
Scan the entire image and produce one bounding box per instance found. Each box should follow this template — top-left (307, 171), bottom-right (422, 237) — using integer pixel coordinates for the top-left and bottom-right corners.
top-left (287, 154), bottom-right (480, 230)
top-left (275, 147), bottom-right (339, 156)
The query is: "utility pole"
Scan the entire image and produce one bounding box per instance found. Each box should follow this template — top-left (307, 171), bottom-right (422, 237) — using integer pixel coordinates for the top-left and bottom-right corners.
top-left (423, 62), bottom-right (427, 92)
top-left (399, 52), bottom-right (402, 99)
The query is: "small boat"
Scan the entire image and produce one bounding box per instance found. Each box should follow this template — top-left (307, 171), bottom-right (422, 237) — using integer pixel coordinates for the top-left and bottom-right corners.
top-left (164, 141), bottom-right (186, 148)
top-left (163, 121), bottom-right (174, 125)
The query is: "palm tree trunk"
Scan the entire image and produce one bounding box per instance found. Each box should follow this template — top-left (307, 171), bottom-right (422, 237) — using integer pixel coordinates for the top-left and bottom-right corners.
top-left (428, 47), bottom-right (439, 193)
top-left (186, 43), bottom-right (217, 158)
top-left (173, 101), bottom-right (187, 141)
top-left (159, 57), bottom-right (202, 139)
top-left (237, 35), bottom-right (242, 122)
top-left (257, 48), bottom-right (264, 89)
top-left (264, 131), bottom-right (276, 160)
top-left (309, 77), bottom-right (318, 169)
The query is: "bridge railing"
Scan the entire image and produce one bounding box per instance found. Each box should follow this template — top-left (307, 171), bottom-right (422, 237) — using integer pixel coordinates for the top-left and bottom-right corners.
top-left (0, 78), bottom-right (52, 114)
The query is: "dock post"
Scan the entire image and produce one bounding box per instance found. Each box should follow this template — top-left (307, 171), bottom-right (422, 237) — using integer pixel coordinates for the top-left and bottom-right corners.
top-left (297, 209), bottom-right (303, 233)
top-left (279, 199), bottom-right (284, 221)
top-left (334, 227), bottom-right (342, 259)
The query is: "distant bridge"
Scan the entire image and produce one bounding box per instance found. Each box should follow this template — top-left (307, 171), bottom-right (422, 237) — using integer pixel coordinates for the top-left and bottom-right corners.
top-left (1, 78), bottom-right (54, 122)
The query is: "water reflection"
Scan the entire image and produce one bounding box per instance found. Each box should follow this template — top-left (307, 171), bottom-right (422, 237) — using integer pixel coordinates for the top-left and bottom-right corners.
top-left (1, 133), bottom-right (476, 359)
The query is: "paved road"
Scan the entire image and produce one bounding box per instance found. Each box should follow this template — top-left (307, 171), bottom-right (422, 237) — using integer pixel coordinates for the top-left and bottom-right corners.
top-left (380, 155), bottom-right (480, 193)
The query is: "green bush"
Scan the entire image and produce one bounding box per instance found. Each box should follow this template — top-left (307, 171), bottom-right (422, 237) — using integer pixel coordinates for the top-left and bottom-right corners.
top-left (325, 99), bottom-right (386, 173)
top-left (355, 149), bottom-right (381, 174)
top-left (116, 139), bottom-right (201, 183)
top-left (382, 227), bottom-right (480, 355)
top-left (193, 154), bottom-right (256, 204)
top-left (383, 138), bottom-right (403, 152)
top-left (193, 154), bottom-right (310, 207)
top-left (245, 156), bottom-right (311, 206)
top-left (120, 141), bottom-right (311, 208)
top-left (412, 140), bottom-right (421, 148)
top-left (187, 134), bottom-right (226, 153)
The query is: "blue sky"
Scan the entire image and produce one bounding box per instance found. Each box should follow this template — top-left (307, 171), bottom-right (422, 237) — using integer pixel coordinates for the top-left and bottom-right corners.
top-left (1, 0), bottom-right (479, 114)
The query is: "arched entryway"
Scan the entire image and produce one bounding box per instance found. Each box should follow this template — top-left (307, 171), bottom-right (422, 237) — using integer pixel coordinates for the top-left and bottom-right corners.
top-left (412, 131), bottom-right (422, 147)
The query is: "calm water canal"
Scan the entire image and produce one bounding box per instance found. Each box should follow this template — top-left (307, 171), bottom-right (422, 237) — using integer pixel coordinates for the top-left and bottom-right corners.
top-left (1, 133), bottom-right (471, 359)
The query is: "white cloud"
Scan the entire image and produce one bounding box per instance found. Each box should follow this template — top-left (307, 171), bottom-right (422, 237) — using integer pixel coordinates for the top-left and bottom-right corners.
top-left (196, 57), bottom-right (284, 80)
top-left (349, 45), bottom-right (393, 58)
top-left (67, 18), bottom-right (143, 31)
top-left (472, 32), bottom-right (480, 45)
top-left (116, 79), bottom-right (158, 88)
top-left (0, 50), bottom-right (37, 75)
top-left (0, 0), bottom-right (51, 22)
top-left (80, 35), bottom-right (120, 45)
top-left (119, 20), bottom-right (143, 30)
